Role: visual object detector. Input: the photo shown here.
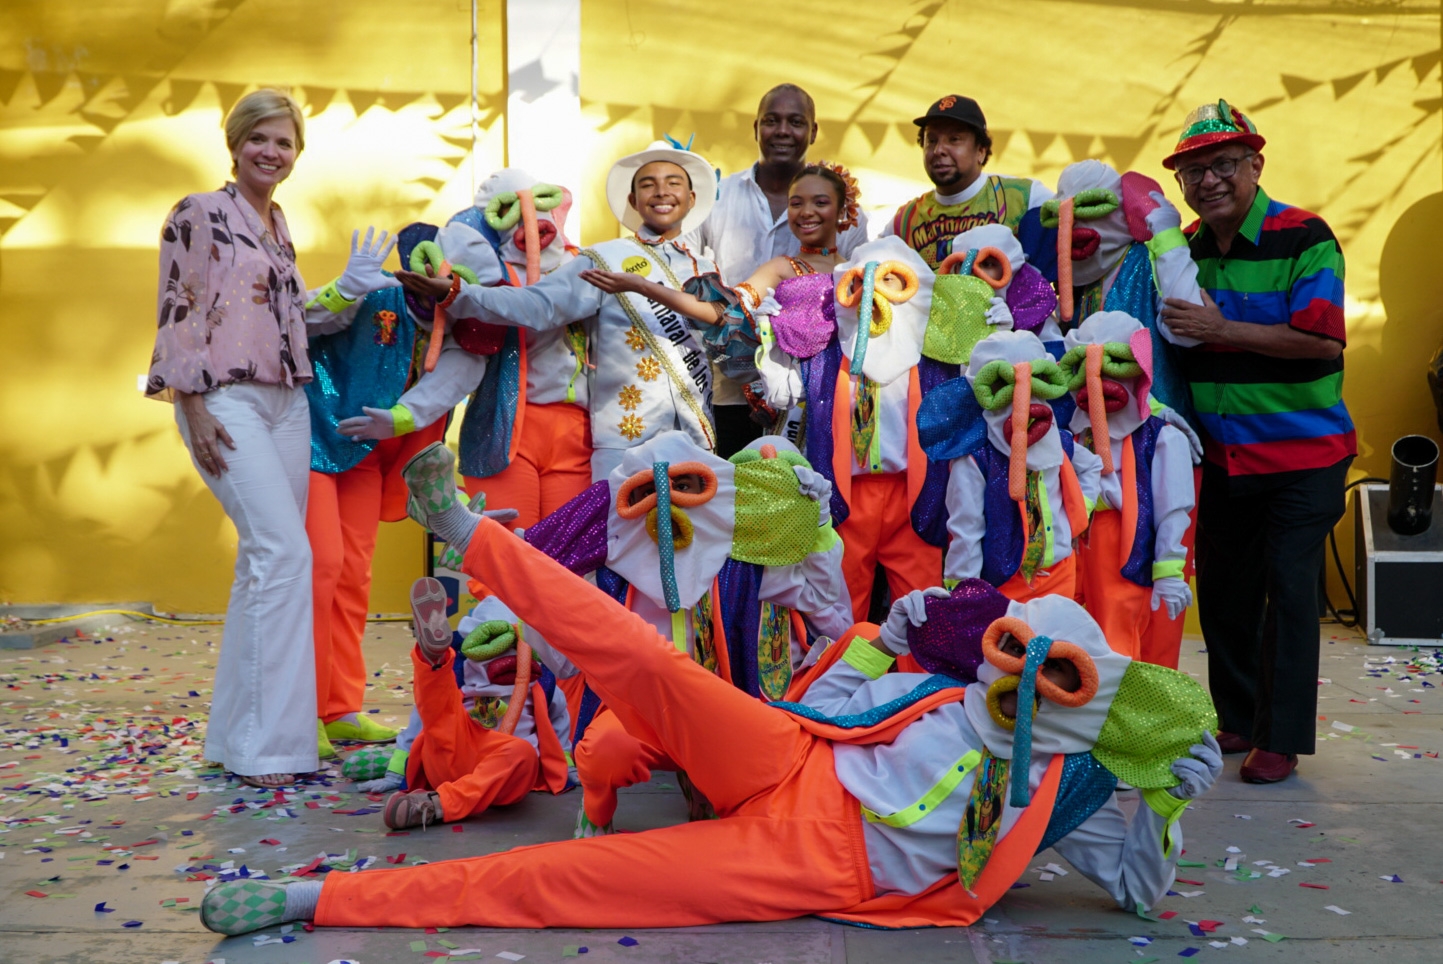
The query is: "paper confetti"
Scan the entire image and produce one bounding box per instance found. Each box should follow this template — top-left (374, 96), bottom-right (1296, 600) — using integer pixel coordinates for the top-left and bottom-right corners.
top-left (496, 954), bottom-right (526, 962)
top-left (1324, 905), bottom-right (1351, 915)
top-left (617, 936), bottom-right (639, 947)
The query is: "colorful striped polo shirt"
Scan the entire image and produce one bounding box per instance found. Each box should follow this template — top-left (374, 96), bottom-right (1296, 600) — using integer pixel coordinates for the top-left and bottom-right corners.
top-left (1182, 186), bottom-right (1355, 490)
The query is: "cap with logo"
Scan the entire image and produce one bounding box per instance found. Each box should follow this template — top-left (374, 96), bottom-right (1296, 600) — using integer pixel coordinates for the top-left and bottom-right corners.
top-left (913, 94), bottom-right (988, 133)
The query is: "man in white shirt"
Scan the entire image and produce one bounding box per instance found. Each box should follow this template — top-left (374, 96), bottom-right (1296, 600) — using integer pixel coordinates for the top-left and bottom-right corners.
top-left (689, 84), bottom-right (869, 455)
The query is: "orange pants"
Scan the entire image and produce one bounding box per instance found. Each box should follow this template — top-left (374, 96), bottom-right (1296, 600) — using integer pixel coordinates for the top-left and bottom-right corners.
top-left (405, 647), bottom-right (538, 821)
top-left (1077, 511), bottom-right (1154, 660)
top-left (462, 402), bottom-right (593, 532)
top-left (307, 428), bottom-right (443, 722)
top-left (1136, 467), bottom-right (1200, 670)
top-left (317, 518), bottom-right (872, 929)
top-left (999, 552), bottom-right (1077, 603)
top-left (573, 707), bottom-right (677, 826)
top-left (837, 473), bottom-right (943, 622)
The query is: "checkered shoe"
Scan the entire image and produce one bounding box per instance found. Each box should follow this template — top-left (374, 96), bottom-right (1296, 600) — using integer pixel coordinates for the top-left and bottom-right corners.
top-left (401, 442), bottom-right (461, 520)
top-left (201, 880), bottom-right (290, 935)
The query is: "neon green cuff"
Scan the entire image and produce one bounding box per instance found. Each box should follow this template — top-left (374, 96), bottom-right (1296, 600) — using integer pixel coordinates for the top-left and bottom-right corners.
top-left (842, 636), bottom-right (894, 679)
top-left (385, 748), bottom-right (409, 776)
top-left (1146, 227), bottom-right (1188, 260)
top-left (1084, 495), bottom-right (1100, 515)
top-left (389, 404), bottom-right (416, 436)
top-left (307, 278), bottom-right (357, 314)
top-left (1152, 559), bottom-right (1186, 581)
top-left (1149, 396), bottom-right (1167, 417)
top-left (1141, 786), bottom-right (1190, 857)
top-left (811, 519), bottom-right (839, 554)
top-left (943, 577), bottom-right (959, 590)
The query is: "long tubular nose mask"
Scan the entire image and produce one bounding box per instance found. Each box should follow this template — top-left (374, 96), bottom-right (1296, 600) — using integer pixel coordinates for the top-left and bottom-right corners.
top-left (1085, 343), bottom-right (1114, 474)
top-left (1056, 197), bottom-right (1075, 324)
top-left (850, 261), bottom-right (879, 377)
top-left (516, 188), bottom-right (541, 285)
top-left (410, 239), bottom-right (479, 373)
top-left (1008, 633), bottom-right (1054, 808)
top-left (652, 461), bottom-right (682, 613)
top-left (1009, 361), bottom-right (1032, 502)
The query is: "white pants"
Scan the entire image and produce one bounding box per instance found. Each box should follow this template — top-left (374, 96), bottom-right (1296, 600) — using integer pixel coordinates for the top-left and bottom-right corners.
top-left (176, 382), bottom-right (319, 776)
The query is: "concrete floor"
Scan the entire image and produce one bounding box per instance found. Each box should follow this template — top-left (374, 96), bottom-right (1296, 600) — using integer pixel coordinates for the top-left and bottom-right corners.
top-left (1, 618), bottom-right (1440, 964)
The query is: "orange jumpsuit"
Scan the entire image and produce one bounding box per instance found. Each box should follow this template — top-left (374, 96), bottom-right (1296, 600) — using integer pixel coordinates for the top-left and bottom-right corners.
top-left (402, 645), bottom-right (569, 820)
top-left (307, 425), bottom-right (445, 722)
top-left (314, 517), bottom-right (1061, 930)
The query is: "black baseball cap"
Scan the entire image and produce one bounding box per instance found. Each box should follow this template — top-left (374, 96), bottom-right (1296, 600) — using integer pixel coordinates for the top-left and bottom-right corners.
top-left (913, 94), bottom-right (987, 133)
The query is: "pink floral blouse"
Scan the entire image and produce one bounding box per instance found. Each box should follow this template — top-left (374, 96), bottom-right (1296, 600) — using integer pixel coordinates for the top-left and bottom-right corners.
top-left (146, 183), bottom-right (312, 399)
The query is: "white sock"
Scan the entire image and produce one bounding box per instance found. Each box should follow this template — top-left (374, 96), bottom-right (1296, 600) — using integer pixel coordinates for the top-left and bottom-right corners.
top-left (282, 880), bottom-right (323, 921)
top-left (431, 501), bottom-right (480, 552)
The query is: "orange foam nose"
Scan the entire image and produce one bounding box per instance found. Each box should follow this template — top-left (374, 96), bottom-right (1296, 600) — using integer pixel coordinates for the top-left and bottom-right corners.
top-left (517, 188), bottom-right (540, 285)
top-left (760, 444), bottom-right (777, 459)
top-left (1086, 344), bottom-right (1113, 475)
top-left (1057, 198), bottom-right (1075, 324)
top-left (1009, 361), bottom-right (1032, 503)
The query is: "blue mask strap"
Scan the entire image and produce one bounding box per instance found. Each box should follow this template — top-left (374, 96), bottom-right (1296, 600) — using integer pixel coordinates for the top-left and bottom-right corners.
top-left (849, 261), bottom-right (878, 377)
top-left (1008, 634), bottom-right (1053, 808)
top-left (653, 461), bottom-right (681, 613)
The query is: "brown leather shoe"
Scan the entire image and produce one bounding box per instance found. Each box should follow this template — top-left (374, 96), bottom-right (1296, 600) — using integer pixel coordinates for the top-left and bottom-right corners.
top-left (1239, 748), bottom-right (1298, 784)
top-left (383, 789), bottom-right (444, 830)
top-left (1215, 731), bottom-right (1254, 755)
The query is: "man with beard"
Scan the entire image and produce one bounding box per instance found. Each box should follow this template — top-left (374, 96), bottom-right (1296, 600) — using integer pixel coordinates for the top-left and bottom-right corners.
top-left (887, 95), bottom-right (1055, 277)
top-left (689, 85), bottom-right (869, 455)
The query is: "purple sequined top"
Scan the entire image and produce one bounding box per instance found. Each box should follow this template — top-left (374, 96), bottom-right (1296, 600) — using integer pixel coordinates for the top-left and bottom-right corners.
top-left (524, 481), bottom-right (611, 575)
top-left (770, 272), bottom-right (837, 360)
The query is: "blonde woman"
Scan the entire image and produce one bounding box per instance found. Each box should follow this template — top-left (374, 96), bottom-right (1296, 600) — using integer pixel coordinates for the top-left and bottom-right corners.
top-left (147, 89), bottom-right (388, 787)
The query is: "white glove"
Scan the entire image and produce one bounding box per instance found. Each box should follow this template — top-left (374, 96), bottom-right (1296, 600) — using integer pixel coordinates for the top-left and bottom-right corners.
top-left (337, 405), bottom-right (398, 441)
top-left (1144, 190), bottom-right (1182, 238)
top-left (985, 295), bottom-right (1014, 330)
top-left (337, 226), bottom-right (401, 299)
top-left (878, 587), bottom-right (951, 655)
top-left (456, 491), bottom-right (520, 526)
top-left (1150, 575), bottom-right (1193, 621)
top-left (1168, 731), bottom-right (1222, 800)
top-left (353, 771), bottom-right (404, 794)
top-left (792, 465), bottom-right (832, 504)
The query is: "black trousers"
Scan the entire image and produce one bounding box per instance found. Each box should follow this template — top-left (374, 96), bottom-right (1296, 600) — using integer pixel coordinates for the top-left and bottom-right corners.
top-left (1196, 457), bottom-right (1351, 755)
top-left (712, 404), bottom-right (764, 459)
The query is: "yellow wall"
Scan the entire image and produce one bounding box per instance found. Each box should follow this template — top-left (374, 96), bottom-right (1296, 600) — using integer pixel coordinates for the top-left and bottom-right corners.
top-left (2, 1), bottom-right (1439, 613)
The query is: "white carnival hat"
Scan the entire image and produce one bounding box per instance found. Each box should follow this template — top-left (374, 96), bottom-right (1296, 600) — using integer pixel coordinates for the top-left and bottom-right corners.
top-left (604, 140), bottom-right (717, 236)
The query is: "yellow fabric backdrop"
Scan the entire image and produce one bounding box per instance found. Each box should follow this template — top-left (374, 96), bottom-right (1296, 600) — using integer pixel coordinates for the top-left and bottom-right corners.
top-left (1, 0), bottom-right (1438, 613)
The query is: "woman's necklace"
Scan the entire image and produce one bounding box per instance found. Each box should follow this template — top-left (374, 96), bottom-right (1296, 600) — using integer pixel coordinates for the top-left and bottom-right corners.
top-left (800, 245), bottom-right (834, 256)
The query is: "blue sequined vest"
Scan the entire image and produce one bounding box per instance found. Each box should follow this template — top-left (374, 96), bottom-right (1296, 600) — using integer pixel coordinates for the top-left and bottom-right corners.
top-left (306, 286), bottom-right (419, 475)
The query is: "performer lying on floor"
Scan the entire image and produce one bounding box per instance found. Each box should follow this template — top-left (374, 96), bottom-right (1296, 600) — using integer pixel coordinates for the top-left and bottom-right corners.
top-left (201, 441), bottom-right (1221, 935)
top-left (341, 591), bottom-right (579, 830)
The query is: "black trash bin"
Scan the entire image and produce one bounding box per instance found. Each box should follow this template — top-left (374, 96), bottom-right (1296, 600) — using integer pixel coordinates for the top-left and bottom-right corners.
top-left (1387, 434), bottom-right (1440, 536)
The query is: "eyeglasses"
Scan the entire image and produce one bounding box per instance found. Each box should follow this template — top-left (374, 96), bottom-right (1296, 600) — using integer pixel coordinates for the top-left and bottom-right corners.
top-left (1176, 152), bottom-right (1256, 186)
